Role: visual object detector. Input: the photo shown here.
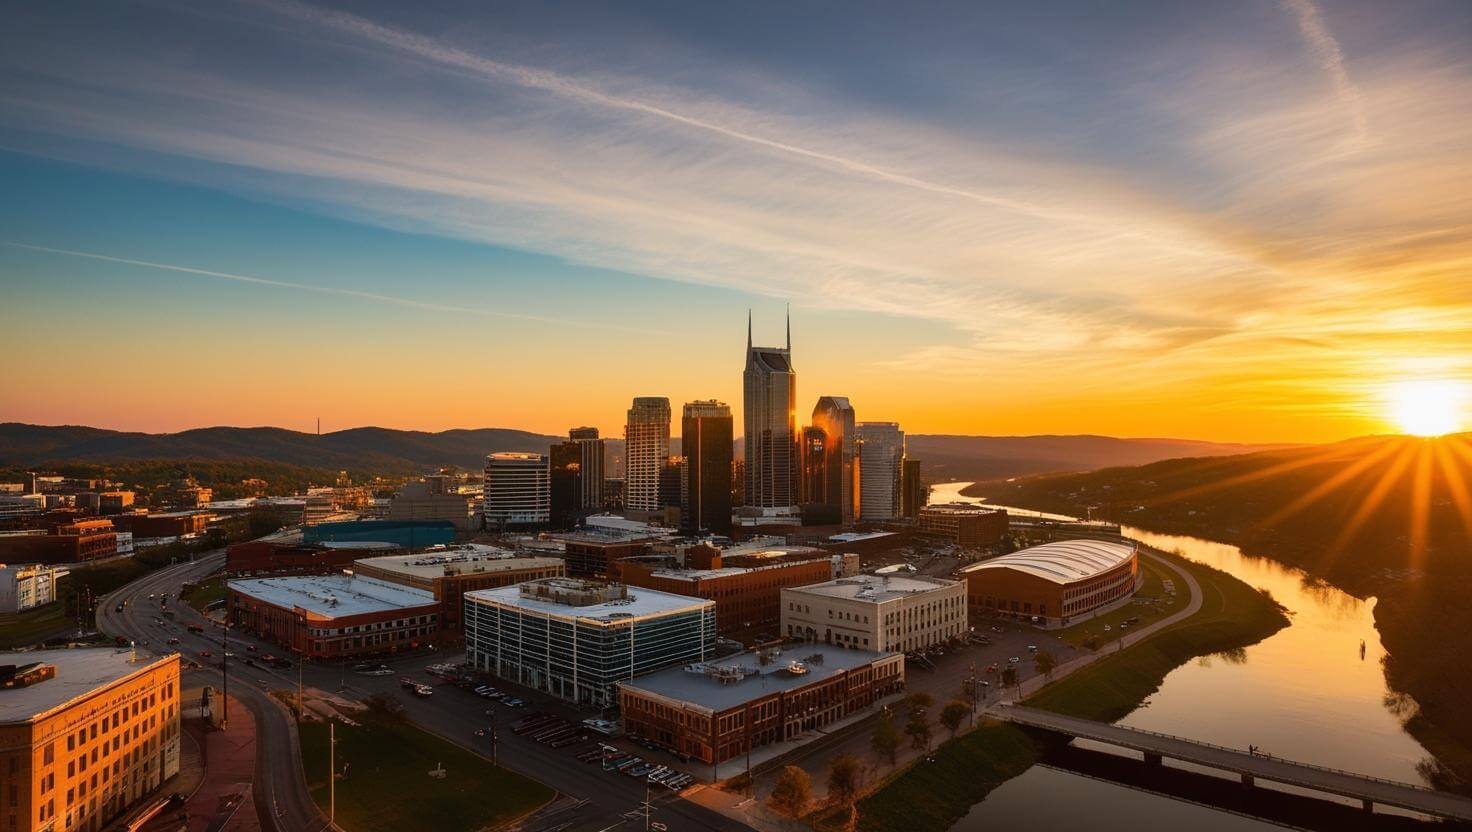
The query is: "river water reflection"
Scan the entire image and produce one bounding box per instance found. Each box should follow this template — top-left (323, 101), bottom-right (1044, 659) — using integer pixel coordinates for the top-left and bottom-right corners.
top-left (929, 482), bottom-right (1435, 829)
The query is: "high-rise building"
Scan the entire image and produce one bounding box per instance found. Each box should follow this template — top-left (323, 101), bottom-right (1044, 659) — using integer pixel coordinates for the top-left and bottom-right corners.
top-left (902, 457), bottom-right (926, 519)
top-left (624, 398), bottom-right (671, 516)
top-left (857, 422), bottom-right (905, 522)
top-left (742, 312), bottom-right (798, 514)
top-left (569, 426), bottom-right (606, 510)
top-left (483, 452), bottom-right (550, 528)
top-left (799, 425), bottom-right (842, 524)
top-left (549, 440), bottom-right (583, 528)
top-left (658, 456), bottom-right (685, 519)
top-left (681, 400), bottom-right (733, 535)
top-left (811, 396), bottom-right (858, 524)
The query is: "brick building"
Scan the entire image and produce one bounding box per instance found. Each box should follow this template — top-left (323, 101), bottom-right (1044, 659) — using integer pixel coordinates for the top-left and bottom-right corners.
top-left (112, 512), bottom-right (211, 540)
top-left (557, 530), bottom-right (654, 578)
top-left (0, 648), bottom-right (181, 832)
top-left (957, 539), bottom-right (1141, 628)
top-left (352, 544), bottom-right (564, 632)
top-left (917, 503), bottom-right (1009, 546)
top-left (227, 575), bottom-right (439, 659)
top-left (0, 520), bottom-right (118, 565)
top-left (613, 551), bottom-right (836, 638)
top-left (619, 644), bottom-right (903, 767)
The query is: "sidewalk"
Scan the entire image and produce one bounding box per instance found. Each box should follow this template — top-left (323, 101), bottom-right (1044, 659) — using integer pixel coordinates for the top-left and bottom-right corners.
top-left (144, 693), bottom-right (261, 832)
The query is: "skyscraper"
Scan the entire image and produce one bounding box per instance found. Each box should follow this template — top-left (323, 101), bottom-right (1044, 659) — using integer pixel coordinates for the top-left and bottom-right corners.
top-left (857, 422), bottom-right (905, 522)
top-left (549, 440), bottom-right (582, 527)
top-left (569, 426), bottom-right (605, 511)
top-left (625, 397), bottom-right (671, 516)
top-left (483, 452), bottom-right (551, 528)
top-left (811, 396), bottom-right (857, 524)
top-left (743, 311), bottom-right (799, 516)
top-left (682, 400), bottom-right (734, 535)
top-left (901, 457), bottom-right (926, 520)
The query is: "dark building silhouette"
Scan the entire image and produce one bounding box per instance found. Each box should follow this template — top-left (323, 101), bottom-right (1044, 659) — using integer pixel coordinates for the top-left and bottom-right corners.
top-left (681, 400), bottom-right (733, 535)
top-left (569, 426), bottom-right (605, 510)
top-left (549, 440), bottom-right (583, 528)
top-left (901, 457), bottom-right (925, 520)
top-left (811, 396), bottom-right (857, 524)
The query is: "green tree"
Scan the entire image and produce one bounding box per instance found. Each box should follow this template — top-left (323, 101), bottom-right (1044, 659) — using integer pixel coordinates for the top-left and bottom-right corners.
top-left (1001, 666), bottom-right (1020, 694)
top-left (940, 700), bottom-right (970, 738)
top-left (904, 691), bottom-right (934, 715)
top-left (904, 709), bottom-right (932, 751)
top-left (870, 714), bottom-right (900, 765)
top-left (768, 765), bottom-right (813, 819)
top-left (1034, 649), bottom-right (1058, 681)
top-left (826, 753), bottom-right (863, 806)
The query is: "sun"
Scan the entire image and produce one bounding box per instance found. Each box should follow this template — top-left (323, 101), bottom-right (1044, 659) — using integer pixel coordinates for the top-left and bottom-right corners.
top-left (1386, 379), bottom-right (1466, 437)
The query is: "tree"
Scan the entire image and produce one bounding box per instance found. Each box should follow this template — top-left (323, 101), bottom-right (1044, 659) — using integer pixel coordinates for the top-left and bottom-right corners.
top-left (1034, 650), bottom-right (1058, 681)
top-left (870, 714), bottom-right (900, 765)
top-left (904, 708), bottom-right (932, 751)
top-left (1001, 666), bottom-right (1020, 694)
top-left (826, 753), bottom-right (863, 806)
top-left (768, 765), bottom-right (813, 818)
top-left (940, 700), bottom-right (970, 738)
top-left (904, 692), bottom-right (934, 715)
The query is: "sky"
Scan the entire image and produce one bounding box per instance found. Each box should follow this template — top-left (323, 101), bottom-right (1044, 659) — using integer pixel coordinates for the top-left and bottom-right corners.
top-left (1, 0), bottom-right (1470, 443)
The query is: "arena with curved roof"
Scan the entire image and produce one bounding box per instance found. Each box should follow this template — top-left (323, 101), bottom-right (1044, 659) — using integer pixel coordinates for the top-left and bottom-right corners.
top-left (958, 539), bottom-right (1141, 628)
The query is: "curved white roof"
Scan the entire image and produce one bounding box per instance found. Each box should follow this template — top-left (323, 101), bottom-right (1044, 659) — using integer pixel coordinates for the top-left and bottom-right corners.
top-left (959, 539), bottom-right (1135, 585)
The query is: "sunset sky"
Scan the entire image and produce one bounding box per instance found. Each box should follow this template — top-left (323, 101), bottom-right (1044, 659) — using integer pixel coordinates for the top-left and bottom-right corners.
top-left (2, 0), bottom-right (1470, 443)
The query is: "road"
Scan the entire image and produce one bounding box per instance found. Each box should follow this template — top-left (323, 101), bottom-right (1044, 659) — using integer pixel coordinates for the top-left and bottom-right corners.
top-left (96, 539), bottom-right (753, 832)
top-left (96, 540), bottom-right (328, 832)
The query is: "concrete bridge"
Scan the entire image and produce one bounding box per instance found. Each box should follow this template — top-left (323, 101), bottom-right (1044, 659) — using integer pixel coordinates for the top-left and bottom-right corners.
top-left (990, 703), bottom-right (1472, 822)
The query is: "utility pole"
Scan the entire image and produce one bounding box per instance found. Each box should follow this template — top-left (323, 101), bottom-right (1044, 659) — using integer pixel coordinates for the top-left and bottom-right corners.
top-left (330, 721), bottom-right (336, 826)
top-left (491, 723), bottom-right (498, 766)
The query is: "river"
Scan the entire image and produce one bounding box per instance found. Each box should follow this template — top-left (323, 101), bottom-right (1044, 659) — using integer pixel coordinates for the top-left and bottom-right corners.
top-left (928, 482), bottom-right (1437, 829)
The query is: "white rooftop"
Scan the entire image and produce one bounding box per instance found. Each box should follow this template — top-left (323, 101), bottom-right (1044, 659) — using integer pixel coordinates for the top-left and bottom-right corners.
top-left (620, 644), bottom-right (898, 712)
top-left (229, 574), bottom-right (436, 618)
top-left (785, 574), bottom-right (960, 603)
top-left (356, 546), bottom-right (561, 579)
top-left (0, 649), bottom-right (176, 723)
top-left (827, 531), bottom-right (898, 543)
top-left (959, 539), bottom-right (1136, 585)
top-left (466, 579), bottom-right (711, 624)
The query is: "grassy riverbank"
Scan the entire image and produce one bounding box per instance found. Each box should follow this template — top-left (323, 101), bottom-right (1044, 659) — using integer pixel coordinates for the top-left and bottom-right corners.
top-left (855, 551), bottom-right (1288, 832)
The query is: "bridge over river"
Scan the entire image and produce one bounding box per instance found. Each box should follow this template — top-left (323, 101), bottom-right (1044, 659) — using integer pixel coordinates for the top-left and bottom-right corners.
top-left (990, 703), bottom-right (1472, 822)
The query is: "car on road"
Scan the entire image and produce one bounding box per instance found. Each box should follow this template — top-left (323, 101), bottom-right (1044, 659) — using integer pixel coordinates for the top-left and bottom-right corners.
top-left (246, 644), bottom-right (257, 652)
top-left (502, 697), bottom-right (526, 708)
top-left (582, 718), bottom-right (620, 736)
top-left (187, 625), bottom-right (204, 634)
top-left (200, 651), bottom-right (212, 658)
top-left (166, 637), bottom-right (180, 645)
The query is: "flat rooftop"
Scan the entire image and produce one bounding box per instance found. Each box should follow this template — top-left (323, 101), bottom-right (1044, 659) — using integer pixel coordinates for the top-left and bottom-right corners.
top-left (229, 574), bottom-right (436, 617)
top-left (320, 540), bottom-right (400, 551)
top-left (355, 546), bottom-right (561, 579)
top-left (958, 539), bottom-right (1136, 585)
top-left (784, 574), bottom-right (960, 603)
top-left (652, 556), bottom-right (830, 582)
top-left (0, 648), bottom-right (175, 723)
top-left (620, 644), bottom-right (898, 712)
top-left (466, 579), bottom-right (711, 624)
top-left (827, 531), bottom-right (898, 543)
top-left (921, 503), bottom-right (1007, 516)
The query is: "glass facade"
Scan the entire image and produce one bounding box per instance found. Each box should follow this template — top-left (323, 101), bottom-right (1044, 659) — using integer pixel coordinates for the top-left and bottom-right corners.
top-left (464, 597), bottom-right (716, 708)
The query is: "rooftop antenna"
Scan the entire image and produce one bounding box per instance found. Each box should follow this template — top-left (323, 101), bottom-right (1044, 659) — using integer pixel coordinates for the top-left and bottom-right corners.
top-left (785, 303), bottom-right (791, 350)
top-left (746, 309), bottom-right (752, 350)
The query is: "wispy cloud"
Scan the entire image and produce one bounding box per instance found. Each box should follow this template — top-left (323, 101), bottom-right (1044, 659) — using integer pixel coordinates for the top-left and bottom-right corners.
top-left (1281, 0), bottom-right (1370, 152)
top-left (1, 242), bottom-right (644, 332)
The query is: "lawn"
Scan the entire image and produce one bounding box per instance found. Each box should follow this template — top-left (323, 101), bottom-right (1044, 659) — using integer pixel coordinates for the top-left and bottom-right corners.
top-left (1052, 555), bottom-right (1188, 648)
top-left (0, 602), bottom-right (76, 648)
top-left (182, 575), bottom-right (227, 613)
top-left (298, 705), bottom-right (555, 832)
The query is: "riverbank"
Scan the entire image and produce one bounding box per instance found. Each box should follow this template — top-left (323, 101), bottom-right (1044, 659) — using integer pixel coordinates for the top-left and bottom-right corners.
top-left (855, 550), bottom-right (1288, 832)
top-left (959, 479), bottom-right (1472, 793)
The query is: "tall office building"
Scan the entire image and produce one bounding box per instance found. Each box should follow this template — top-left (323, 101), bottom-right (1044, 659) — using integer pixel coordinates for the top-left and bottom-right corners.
top-left (857, 422), bottom-right (905, 522)
top-left (681, 400), bottom-right (733, 535)
top-left (569, 427), bottom-right (606, 510)
top-left (812, 396), bottom-right (858, 524)
top-left (624, 397), bottom-right (671, 516)
top-left (799, 425), bottom-right (838, 523)
top-left (901, 457), bottom-right (926, 519)
top-left (549, 440), bottom-right (582, 528)
top-left (659, 456), bottom-right (685, 519)
top-left (483, 452), bottom-right (551, 528)
top-left (743, 312), bottom-right (799, 514)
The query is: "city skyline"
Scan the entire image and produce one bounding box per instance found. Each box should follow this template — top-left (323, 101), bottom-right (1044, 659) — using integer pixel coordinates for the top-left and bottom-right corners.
top-left (4, 1), bottom-right (1472, 444)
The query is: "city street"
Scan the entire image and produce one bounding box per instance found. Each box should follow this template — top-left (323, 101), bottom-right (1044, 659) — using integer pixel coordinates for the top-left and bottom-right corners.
top-left (96, 540), bottom-right (754, 832)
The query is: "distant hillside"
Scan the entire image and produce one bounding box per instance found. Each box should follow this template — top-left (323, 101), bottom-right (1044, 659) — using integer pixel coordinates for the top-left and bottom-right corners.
top-left (0, 423), bottom-right (563, 474)
top-left (969, 433), bottom-right (1472, 787)
top-left (907, 434), bottom-right (1289, 483)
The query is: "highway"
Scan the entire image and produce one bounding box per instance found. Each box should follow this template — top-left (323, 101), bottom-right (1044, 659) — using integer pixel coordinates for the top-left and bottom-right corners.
top-left (96, 540), bottom-right (328, 832)
top-left (96, 538), bottom-right (754, 832)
